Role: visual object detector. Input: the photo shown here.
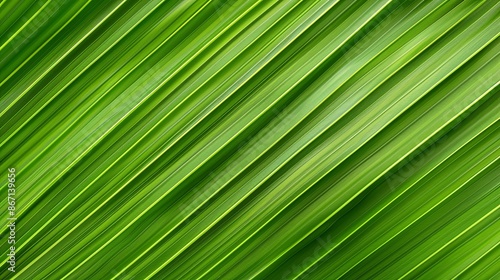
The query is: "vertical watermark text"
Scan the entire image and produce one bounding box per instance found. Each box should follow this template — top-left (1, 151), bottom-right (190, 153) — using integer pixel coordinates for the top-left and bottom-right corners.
top-left (7, 168), bottom-right (16, 273)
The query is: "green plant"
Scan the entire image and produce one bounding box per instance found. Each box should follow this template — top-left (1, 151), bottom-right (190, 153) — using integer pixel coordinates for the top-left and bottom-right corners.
top-left (0, 0), bottom-right (498, 279)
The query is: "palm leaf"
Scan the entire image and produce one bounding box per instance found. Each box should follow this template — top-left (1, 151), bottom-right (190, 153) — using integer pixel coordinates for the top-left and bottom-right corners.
top-left (0, 0), bottom-right (498, 279)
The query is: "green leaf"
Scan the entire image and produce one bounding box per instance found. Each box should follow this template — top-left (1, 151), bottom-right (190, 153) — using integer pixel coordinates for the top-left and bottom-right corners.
top-left (0, 0), bottom-right (498, 279)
